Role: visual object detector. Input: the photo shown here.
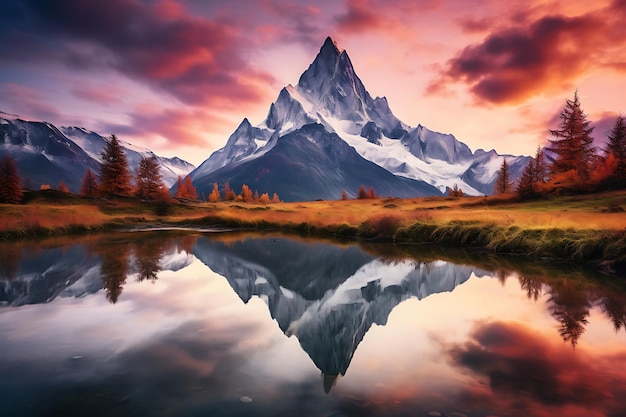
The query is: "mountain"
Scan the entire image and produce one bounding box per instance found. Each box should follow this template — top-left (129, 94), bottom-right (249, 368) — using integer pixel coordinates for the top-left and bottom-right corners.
top-left (0, 112), bottom-right (194, 193)
top-left (191, 235), bottom-right (487, 391)
top-left (190, 37), bottom-right (530, 200)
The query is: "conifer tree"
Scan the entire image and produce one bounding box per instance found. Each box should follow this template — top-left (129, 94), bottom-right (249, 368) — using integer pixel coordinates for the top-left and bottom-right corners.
top-left (99, 134), bottom-right (132, 196)
top-left (0, 155), bottom-right (23, 203)
top-left (517, 158), bottom-right (537, 199)
top-left (208, 182), bottom-right (220, 202)
top-left (80, 169), bottom-right (98, 196)
top-left (546, 91), bottom-right (595, 183)
top-left (240, 184), bottom-right (253, 202)
top-left (259, 193), bottom-right (270, 204)
top-left (135, 155), bottom-right (164, 199)
top-left (493, 158), bottom-right (511, 194)
top-left (174, 175), bottom-right (197, 200)
top-left (57, 181), bottom-right (69, 193)
top-left (271, 193), bottom-right (280, 203)
top-left (223, 182), bottom-right (236, 201)
top-left (357, 185), bottom-right (368, 199)
top-left (182, 175), bottom-right (197, 199)
top-left (605, 115), bottom-right (626, 182)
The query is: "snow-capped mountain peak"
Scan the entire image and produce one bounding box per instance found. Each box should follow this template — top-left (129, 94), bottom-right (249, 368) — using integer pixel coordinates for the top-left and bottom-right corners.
top-left (189, 37), bottom-right (530, 200)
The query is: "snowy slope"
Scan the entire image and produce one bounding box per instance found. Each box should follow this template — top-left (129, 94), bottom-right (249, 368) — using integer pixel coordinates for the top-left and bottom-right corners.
top-left (61, 126), bottom-right (195, 187)
top-left (0, 112), bottom-right (195, 193)
top-left (191, 37), bottom-right (530, 196)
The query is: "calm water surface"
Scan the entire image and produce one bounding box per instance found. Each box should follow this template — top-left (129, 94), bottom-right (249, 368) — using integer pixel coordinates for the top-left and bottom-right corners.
top-left (1, 231), bottom-right (626, 417)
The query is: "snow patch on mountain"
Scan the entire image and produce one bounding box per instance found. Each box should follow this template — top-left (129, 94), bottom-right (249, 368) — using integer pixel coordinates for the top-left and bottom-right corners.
top-left (190, 36), bottom-right (529, 197)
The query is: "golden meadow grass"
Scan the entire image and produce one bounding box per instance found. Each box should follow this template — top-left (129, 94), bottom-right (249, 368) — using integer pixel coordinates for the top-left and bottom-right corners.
top-left (1, 191), bottom-right (625, 267)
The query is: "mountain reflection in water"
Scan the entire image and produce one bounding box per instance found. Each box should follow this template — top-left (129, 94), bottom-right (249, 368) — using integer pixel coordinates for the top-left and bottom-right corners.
top-left (1, 232), bottom-right (626, 416)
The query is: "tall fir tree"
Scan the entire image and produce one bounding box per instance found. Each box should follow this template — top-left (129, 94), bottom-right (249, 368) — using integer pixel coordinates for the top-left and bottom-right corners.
top-left (0, 155), bottom-right (23, 203)
top-left (135, 155), bottom-right (164, 199)
top-left (546, 91), bottom-right (595, 183)
top-left (99, 134), bottom-right (132, 196)
top-left (493, 158), bottom-right (512, 194)
top-left (605, 115), bottom-right (626, 182)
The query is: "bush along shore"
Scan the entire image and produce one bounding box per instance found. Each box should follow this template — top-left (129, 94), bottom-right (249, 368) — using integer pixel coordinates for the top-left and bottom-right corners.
top-left (175, 214), bottom-right (626, 273)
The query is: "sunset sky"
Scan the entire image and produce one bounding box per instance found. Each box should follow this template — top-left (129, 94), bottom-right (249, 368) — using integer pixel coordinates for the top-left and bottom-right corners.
top-left (1, 0), bottom-right (625, 166)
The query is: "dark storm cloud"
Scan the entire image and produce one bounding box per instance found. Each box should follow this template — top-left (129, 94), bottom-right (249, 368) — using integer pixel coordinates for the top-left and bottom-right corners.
top-left (1, 0), bottom-right (275, 108)
top-left (428, 2), bottom-right (626, 104)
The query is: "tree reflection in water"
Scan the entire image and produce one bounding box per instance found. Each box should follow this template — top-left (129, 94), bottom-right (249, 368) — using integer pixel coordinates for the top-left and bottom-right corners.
top-left (92, 233), bottom-right (198, 303)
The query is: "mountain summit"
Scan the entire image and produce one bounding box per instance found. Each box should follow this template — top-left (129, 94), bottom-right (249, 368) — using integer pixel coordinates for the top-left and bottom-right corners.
top-left (190, 37), bottom-right (529, 201)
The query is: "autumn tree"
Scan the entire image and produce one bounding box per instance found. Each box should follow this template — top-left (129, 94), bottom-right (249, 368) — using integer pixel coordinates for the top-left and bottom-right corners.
top-left (449, 184), bottom-right (463, 197)
top-left (259, 192), bottom-right (271, 204)
top-left (135, 155), bottom-right (164, 199)
top-left (341, 190), bottom-right (347, 200)
top-left (174, 175), bottom-right (197, 200)
top-left (272, 193), bottom-right (280, 203)
top-left (605, 115), bottom-right (626, 184)
top-left (208, 182), bottom-right (220, 202)
top-left (99, 134), bottom-right (132, 196)
top-left (80, 169), bottom-right (98, 196)
top-left (0, 155), bottom-right (23, 203)
top-left (357, 185), bottom-right (368, 199)
top-left (57, 181), bottom-right (69, 193)
top-left (240, 184), bottom-right (253, 202)
top-left (493, 158), bottom-right (512, 194)
top-left (516, 148), bottom-right (547, 199)
top-left (223, 182), bottom-right (236, 201)
top-left (546, 91), bottom-right (595, 185)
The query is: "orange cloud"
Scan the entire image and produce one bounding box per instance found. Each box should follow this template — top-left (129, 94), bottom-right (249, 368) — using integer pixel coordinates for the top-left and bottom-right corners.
top-left (429, 2), bottom-right (626, 105)
top-left (445, 320), bottom-right (626, 416)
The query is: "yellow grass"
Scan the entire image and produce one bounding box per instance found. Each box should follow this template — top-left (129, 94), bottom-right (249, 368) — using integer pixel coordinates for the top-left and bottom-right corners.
top-left (197, 195), bottom-right (626, 231)
top-left (2, 191), bottom-right (626, 236)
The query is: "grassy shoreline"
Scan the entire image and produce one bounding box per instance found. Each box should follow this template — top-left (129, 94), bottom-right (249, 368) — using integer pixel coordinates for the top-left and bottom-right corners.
top-left (1, 190), bottom-right (626, 272)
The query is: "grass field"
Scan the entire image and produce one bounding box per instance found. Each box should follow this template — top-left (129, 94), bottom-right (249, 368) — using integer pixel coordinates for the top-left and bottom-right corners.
top-left (1, 189), bottom-right (626, 269)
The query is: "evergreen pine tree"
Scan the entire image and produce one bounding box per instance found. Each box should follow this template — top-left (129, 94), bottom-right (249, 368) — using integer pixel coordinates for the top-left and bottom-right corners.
top-left (0, 155), bottom-right (23, 203)
top-left (493, 158), bottom-right (512, 194)
top-left (546, 91), bottom-right (595, 183)
top-left (605, 115), bottom-right (626, 183)
top-left (99, 134), bottom-right (132, 196)
top-left (517, 158), bottom-right (537, 199)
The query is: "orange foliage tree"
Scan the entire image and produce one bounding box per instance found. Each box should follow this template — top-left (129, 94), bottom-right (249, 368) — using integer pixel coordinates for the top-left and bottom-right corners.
top-left (223, 182), bottom-right (236, 201)
top-left (80, 169), bottom-right (98, 196)
top-left (545, 91), bottom-right (595, 186)
top-left (135, 155), bottom-right (165, 200)
top-left (99, 134), bottom-right (132, 196)
top-left (240, 184), bottom-right (253, 202)
top-left (175, 175), bottom-right (197, 200)
top-left (57, 181), bottom-right (69, 193)
top-left (208, 182), bottom-right (221, 202)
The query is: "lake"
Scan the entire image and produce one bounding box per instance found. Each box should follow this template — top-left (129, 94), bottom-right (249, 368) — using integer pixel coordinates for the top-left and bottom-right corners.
top-left (1, 231), bottom-right (625, 416)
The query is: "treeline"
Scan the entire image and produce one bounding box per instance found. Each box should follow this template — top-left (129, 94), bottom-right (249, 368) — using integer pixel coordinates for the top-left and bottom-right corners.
top-left (0, 134), bottom-right (173, 203)
top-left (0, 134), bottom-right (282, 204)
top-left (494, 91), bottom-right (626, 198)
top-left (204, 182), bottom-right (281, 204)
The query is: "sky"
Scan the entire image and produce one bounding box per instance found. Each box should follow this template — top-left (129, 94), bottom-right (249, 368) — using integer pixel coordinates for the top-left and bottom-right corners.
top-left (1, 0), bottom-right (625, 166)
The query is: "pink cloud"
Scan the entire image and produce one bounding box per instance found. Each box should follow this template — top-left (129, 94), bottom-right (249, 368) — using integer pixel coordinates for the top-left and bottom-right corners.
top-left (0, 83), bottom-right (64, 122)
top-left (10, 0), bottom-right (277, 109)
top-left (445, 320), bottom-right (626, 416)
top-left (428, 2), bottom-right (626, 105)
